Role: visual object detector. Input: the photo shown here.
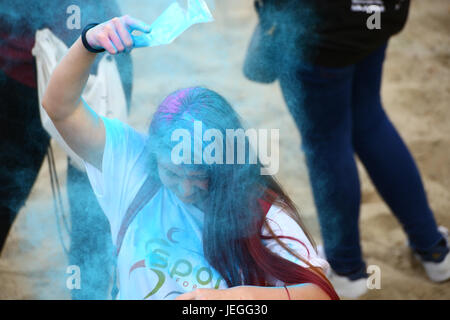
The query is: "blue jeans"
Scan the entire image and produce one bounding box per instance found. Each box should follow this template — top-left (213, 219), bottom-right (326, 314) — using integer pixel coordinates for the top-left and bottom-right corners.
top-left (279, 43), bottom-right (447, 278)
top-left (0, 70), bottom-right (50, 254)
top-left (67, 162), bottom-right (114, 299)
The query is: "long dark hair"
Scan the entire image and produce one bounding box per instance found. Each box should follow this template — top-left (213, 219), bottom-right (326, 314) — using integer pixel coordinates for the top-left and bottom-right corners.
top-left (147, 87), bottom-right (339, 299)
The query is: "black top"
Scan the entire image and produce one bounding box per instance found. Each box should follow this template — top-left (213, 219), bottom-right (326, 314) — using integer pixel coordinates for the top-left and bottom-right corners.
top-left (254, 0), bottom-right (410, 67)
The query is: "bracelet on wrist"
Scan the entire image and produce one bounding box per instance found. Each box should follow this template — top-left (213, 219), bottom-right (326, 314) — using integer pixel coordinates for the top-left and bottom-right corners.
top-left (81, 23), bottom-right (106, 53)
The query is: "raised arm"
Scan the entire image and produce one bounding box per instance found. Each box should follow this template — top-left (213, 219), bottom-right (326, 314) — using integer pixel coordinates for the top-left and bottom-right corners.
top-left (42, 15), bottom-right (151, 171)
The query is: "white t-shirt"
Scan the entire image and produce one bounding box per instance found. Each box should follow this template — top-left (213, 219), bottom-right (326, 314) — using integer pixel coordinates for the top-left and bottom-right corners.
top-left (84, 116), bottom-right (329, 300)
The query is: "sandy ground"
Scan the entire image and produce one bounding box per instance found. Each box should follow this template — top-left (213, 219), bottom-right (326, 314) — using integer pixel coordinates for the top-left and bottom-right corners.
top-left (0, 0), bottom-right (449, 299)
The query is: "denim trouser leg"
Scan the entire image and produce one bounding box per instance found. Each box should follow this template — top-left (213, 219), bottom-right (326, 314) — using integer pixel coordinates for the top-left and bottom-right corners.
top-left (0, 71), bottom-right (50, 254)
top-left (279, 43), bottom-right (445, 276)
top-left (279, 58), bottom-right (366, 276)
top-left (67, 162), bottom-right (114, 299)
top-left (351, 46), bottom-right (444, 256)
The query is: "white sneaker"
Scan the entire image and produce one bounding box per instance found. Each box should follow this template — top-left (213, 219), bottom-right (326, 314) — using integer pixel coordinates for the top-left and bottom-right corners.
top-left (415, 226), bottom-right (450, 283)
top-left (327, 270), bottom-right (368, 299)
top-left (317, 245), bottom-right (368, 299)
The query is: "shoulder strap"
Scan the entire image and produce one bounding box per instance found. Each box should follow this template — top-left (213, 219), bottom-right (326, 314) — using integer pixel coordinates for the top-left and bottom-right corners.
top-left (115, 176), bottom-right (160, 256)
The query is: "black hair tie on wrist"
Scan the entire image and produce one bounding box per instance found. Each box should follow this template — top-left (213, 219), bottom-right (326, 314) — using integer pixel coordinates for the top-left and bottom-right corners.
top-left (81, 23), bottom-right (106, 53)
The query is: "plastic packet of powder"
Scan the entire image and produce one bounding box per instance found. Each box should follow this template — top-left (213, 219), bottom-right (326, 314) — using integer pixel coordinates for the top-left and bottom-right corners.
top-left (139, 0), bottom-right (214, 47)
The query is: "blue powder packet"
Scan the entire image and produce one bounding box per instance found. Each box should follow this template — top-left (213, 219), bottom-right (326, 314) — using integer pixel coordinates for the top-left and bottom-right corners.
top-left (136, 0), bottom-right (214, 48)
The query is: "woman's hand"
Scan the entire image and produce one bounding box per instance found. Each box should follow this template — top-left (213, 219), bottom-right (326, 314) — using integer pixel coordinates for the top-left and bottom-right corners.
top-left (85, 15), bottom-right (152, 55)
top-left (175, 287), bottom-right (255, 300)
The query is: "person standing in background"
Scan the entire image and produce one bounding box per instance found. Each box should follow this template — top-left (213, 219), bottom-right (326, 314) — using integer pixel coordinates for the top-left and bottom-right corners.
top-left (0, 0), bottom-right (133, 299)
top-left (243, 0), bottom-right (450, 298)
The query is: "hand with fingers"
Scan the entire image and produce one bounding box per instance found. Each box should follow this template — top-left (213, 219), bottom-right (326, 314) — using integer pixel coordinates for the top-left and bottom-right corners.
top-left (84, 15), bottom-right (152, 55)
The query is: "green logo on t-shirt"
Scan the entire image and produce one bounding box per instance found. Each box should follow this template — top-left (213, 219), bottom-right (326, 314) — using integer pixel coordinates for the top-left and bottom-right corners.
top-left (130, 227), bottom-right (224, 299)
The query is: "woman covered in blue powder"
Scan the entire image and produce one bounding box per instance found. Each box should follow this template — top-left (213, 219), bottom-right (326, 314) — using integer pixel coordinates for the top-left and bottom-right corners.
top-left (42, 15), bottom-right (339, 300)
